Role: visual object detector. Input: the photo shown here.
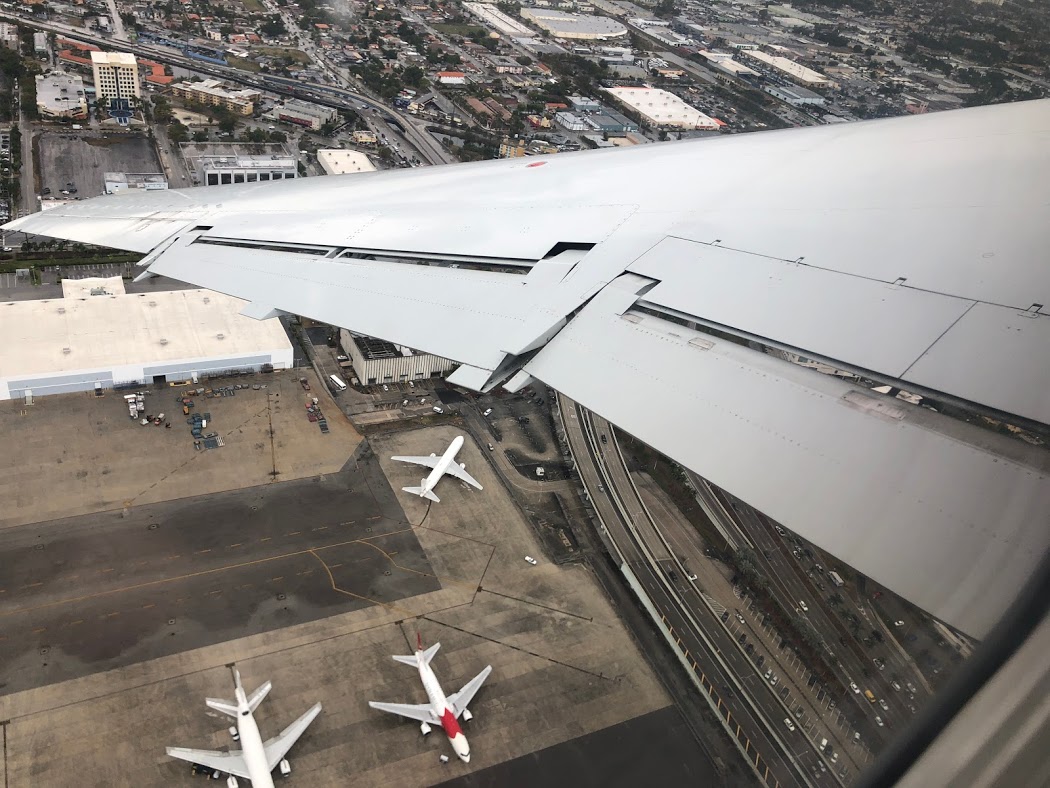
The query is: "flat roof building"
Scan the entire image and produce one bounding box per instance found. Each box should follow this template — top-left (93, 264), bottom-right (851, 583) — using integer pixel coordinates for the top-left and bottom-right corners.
top-left (171, 79), bottom-right (261, 116)
top-left (275, 100), bottom-right (337, 131)
top-left (35, 72), bottom-right (88, 119)
top-left (603, 86), bottom-right (720, 129)
top-left (741, 50), bottom-right (831, 88)
top-left (317, 149), bottom-right (376, 175)
top-left (0, 279), bottom-right (293, 400)
top-left (699, 50), bottom-right (761, 80)
top-left (463, 2), bottom-right (534, 37)
top-left (197, 154), bottom-right (297, 186)
top-left (340, 330), bottom-right (456, 386)
top-left (104, 172), bottom-right (169, 194)
top-left (90, 50), bottom-right (141, 105)
top-left (521, 8), bottom-right (628, 40)
top-left (765, 84), bottom-right (826, 107)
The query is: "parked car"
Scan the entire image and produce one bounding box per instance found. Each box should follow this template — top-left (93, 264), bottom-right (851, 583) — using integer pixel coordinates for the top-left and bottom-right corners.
top-left (524, 556), bottom-right (537, 565)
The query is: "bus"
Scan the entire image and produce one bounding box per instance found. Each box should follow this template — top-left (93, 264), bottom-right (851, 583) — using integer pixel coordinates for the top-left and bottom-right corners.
top-left (329, 374), bottom-right (347, 393)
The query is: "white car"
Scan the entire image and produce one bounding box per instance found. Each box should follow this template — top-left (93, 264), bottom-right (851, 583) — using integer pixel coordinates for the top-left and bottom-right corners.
top-left (798, 600), bottom-right (809, 612)
top-left (850, 681), bottom-right (861, 694)
top-left (783, 718), bottom-right (796, 732)
top-left (524, 555), bottom-right (537, 565)
top-left (432, 406), bottom-right (443, 413)
top-left (336, 355), bottom-right (348, 361)
top-left (483, 408), bottom-right (492, 416)
top-left (769, 675), bottom-right (779, 687)
top-left (879, 698), bottom-right (889, 711)
top-left (875, 715), bottom-right (884, 727)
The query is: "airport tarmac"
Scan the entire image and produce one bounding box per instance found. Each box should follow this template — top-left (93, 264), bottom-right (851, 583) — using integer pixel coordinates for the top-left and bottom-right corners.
top-left (0, 426), bottom-right (683, 786)
top-left (0, 369), bottom-right (359, 529)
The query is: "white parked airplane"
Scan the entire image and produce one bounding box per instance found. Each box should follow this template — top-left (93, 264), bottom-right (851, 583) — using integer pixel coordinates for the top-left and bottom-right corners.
top-left (369, 634), bottom-right (492, 762)
top-left (166, 668), bottom-right (322, 787)
top-left (392, 435), bottom-right (482, 502)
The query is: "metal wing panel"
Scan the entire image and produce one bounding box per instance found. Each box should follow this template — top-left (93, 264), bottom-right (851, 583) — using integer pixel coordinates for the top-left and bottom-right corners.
top-left (145, 238), bottom-right (532, 371)
top-left (524, 280), bottom-right (1050, 639)
top-left (368, 701), bottom-right (438, 724)
top-left (629, 238), bottom-right (976, 379)
top-left (165, 747), bottom-right (250, 779)
top-left (449, 666), bottom-right (493, 717)
top-left (446, 464), bottom-right (483, 490)
top-left (263, 702), bottom-right (323, 770)
top-left (391, 455), bottom-right (442, 468)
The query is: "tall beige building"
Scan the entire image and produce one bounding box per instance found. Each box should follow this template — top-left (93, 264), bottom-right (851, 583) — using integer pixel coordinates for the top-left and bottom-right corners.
top-left (90, 51), bottom-right (141, 106)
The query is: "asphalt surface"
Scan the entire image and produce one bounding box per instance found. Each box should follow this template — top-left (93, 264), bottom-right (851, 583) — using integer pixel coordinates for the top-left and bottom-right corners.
top-left (434, 706), bottom-right (720, 788)
top-left (0, 449), bottom-right (439, 697)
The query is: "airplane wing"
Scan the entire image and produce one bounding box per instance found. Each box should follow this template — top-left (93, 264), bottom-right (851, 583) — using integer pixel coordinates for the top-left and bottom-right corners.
top-left (444, 464), bottom-right (482, 490)
top-left (7, 100), bottom-right (1050, 639)
top-left (263, 702), bottom-right (323, 770)
top-left (391, 455), bottom-right (442, 468)
top-left (165, 747), bottom-right (250, 779)
top-left (448, 666), bottom-right (492, 718)
top-left (368, 700), bottom-right (439, 725)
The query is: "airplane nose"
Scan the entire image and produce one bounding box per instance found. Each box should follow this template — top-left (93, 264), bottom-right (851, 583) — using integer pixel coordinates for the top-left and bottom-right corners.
top-left (460, 753), bottom-right (470, 763)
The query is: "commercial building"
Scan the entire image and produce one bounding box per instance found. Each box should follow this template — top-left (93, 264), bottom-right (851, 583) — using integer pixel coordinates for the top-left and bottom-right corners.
top-left (317, 149), bottom-right (376, 175)
top-left (0, 23), bottom-right (20, 49)
top-left (196, 154), bottom-right (297, 186)
top-left (583, 107), bottom-right (639, 135)
top-left (90, 50), bottom-right (141, 105)
top-left (33, 31), bottom-right (48, 55)
top-left (520, 8), bottom-right (628, 40)
top-left (437, 71), bottom-right (467, 85)
top-left (35, 72), bottom-right (88, 120)
top-left (171, 79), bottom-right (261, 116)
top-left (103, 172), bottom-right (169, 194)
top-left (698, 50), bottom-right (761, 81)
top-left (276, 100), bottom-right (337, 131)
top-left (603, 86), bottom-right (720, 130)
top-left (765, 84), bottom-right (826, 107)
top-left (0, 279), bottom-right (293, 400)
top-left (555, 111), bottom-right (587, 131)
top-left (340, 330), bottom-right (456, 386)
top-left (351, 130), bottom-right (378, 145)
top-left (499, 137), bottom-right (527, 158)
top-left (462, 2), bottom-right (534, 37)
top-left (740, 49), bottom-right (830, 88)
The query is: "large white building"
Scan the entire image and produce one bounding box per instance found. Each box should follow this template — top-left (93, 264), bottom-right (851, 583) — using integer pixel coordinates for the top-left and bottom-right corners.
top-left (171, 79), bottom-right (261, 116)
top-left (197, 154), bottom-right (297, 186)
top-left (741, 50), bottom-right (831, 88)
top-left (90, 50), bottom-right (141, 105)
top-left (0, 279), bottom-right (293, 400)
top-left (35, 72), bottom-right (88, 119)
top-left (463, 2), bottom-right (534, 37)
top-left (276, 100), bottom-right (338, 131)
top-left (603, 86), bottom-right (721, 130)
top-left (520, 8), bottom-right (628, 40)
top-left (317, 149), bottom-right (376, 175)
top-left (340, 330), bottom-right (455, 386)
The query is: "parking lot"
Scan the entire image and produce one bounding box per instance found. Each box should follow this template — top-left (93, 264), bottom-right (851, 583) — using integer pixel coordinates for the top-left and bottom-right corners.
top-left (0, 368), bottom-right (361, 529)
top-left (35, 131), bottom-right (161, 199)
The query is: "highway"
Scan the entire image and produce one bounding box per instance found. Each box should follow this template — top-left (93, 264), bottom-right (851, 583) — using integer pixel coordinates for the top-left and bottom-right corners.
top-left (693, 477), bottom-right (932, 744)
top-left (560, 394), bottom-right (843, 787)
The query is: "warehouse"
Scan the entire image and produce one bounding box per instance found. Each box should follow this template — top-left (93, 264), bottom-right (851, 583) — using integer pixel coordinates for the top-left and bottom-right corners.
top-left (317, 149), bottom-right (376, 175)
top-left (520, 8), bottom-right (628, 40)
top-left (740, 50), bottom-right (831, 88)
top-left (339, 330), bottom-right (456, 386)
top-left (602, 86), bottom-right (721, 129)
top-left (0, 278), bottom-right (293, 401)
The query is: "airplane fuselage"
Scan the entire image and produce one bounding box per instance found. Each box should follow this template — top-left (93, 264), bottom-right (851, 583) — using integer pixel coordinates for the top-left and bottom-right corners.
top-left (234, 688), bottom-right (276, 788)
top-left (420, 435), bottom-right (464, 498)
top-left (416, 650), bottom-right (471, 762)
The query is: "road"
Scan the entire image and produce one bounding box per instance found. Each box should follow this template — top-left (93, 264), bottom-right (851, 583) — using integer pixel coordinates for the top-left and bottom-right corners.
top-left (694, 477), bottom-right (931, 746)
top-left (560, 395), bottom-right (829, 787)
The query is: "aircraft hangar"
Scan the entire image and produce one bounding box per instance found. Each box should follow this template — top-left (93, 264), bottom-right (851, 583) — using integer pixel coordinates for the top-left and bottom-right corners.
top-left (0, 277), bottom-right (293, 400)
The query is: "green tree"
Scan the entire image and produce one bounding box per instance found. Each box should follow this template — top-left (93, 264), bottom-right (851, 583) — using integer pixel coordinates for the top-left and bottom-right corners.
top-left (168, 122), bottom-right (189, 143)
top-left (402, 65), bottom-right (426, 89)
top-left (192, 130), bottom-right (209, 142)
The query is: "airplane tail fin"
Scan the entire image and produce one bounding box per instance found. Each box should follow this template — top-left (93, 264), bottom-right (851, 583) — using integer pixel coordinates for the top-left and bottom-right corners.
top-left (416, 632), bottom-right (441, 664)
top-left (246, 680), bottom-right (272, 712)
top-left (402, 483), bottom-right (440, 502)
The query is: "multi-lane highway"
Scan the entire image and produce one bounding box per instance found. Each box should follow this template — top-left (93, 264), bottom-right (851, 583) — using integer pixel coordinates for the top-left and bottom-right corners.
top-left (560, 394), bottom-right (855, 787)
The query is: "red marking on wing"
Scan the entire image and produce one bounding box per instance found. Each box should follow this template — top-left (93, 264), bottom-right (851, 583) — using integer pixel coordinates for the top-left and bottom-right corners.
top-left (439, 707), bottom-right (462, 738)
top-left (526, 161), bottom-right (546, 168)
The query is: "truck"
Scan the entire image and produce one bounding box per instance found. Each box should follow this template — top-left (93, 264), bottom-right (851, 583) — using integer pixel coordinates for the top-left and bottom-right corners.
top-left (864, 689), bottom-right (876, 703)
top-left (828, 571), bottom-right (845, 587)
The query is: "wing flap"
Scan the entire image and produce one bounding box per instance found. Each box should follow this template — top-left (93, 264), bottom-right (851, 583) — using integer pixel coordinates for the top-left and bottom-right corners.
top-left (263, 702), bottom-right (323, 770)
top-left (445, 464), bottom-right (483, 490)
top-left (524, 278), bottom-right (1050, 639)
top-left (166, 747), bottom-right (250, 779)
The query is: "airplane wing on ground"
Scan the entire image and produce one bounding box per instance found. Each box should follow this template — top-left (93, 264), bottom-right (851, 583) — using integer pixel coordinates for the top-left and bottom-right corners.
top-left (263, 702), bottom-right (323, 770)
top-left (165, 747), bottom-right (251, 779)
top-left (7, 100), bottom-right (1050, 639)
top-left (448, 666), bottom-right (493, 718)
top-left (368, 700), bottom-right (440, 725)
top-left (445, 464), bottom-right (483, 490)
top-left (391, 455), bottom-right (443, 468)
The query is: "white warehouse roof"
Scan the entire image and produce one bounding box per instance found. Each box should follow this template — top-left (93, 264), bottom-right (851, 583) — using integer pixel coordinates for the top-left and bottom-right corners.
top-left (521, 7), bottom-right (627, 39)
top-left (745, 50), bottom-right (830, 86)
top-left (0, 279), bottom-right (292, 388)
top-left (603, 86), bottom-right (721, 129)
top-left (317, 149), bottom-right (377, 175)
